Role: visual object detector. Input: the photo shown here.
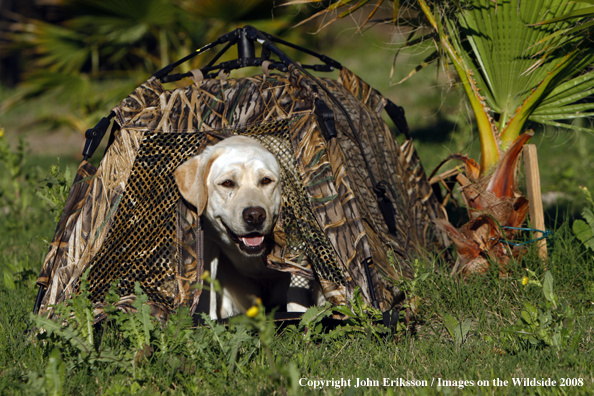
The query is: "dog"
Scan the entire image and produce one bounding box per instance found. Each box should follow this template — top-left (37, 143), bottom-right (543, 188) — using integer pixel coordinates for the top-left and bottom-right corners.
top-left (174, 136), bottom-right (320, 319)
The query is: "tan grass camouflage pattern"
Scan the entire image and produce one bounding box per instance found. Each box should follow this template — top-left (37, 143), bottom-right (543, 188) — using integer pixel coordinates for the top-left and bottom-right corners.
top-left (37, 67), bottom-right (449, 321)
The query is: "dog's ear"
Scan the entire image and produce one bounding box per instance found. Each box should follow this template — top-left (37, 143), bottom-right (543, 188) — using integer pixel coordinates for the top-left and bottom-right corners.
top-left (174, 154), bottom-right (210, 215)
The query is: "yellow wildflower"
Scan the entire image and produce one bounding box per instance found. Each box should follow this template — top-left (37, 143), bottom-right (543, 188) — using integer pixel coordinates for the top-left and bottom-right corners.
top-left (521, 276), bottom-right (529, 286)
top-left (246, 306), bottom-right (258, 318)
top-left (255, 297), bottom-right (262, 305)
top-left (0, 128), bottom-right (4, 138)
top-left (200, 270), bottom-right (210, 280)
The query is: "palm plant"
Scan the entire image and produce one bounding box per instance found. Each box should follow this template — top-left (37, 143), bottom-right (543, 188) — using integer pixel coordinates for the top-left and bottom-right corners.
top-left (288, 0), bottom-right (594, 274)
top-left (2, 0), bottom-right (202, 128)
top-left (1, 0), bottom-right (286, 130)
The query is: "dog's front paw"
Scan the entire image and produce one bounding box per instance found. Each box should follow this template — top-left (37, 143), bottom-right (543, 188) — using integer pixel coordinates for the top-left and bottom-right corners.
top-left (287, 302), bottom-right (308, 312)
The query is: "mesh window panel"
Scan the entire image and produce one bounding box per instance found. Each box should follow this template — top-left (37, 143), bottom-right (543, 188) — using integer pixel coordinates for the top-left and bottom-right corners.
top-left (85, 132), bottom-right (204, 308)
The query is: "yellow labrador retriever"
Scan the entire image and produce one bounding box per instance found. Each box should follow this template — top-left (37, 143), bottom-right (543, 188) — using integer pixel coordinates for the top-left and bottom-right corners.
top-left (174, 136), bottom-right (314, 319)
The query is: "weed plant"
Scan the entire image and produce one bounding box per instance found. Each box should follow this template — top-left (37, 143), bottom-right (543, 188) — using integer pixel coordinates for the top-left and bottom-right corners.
top-left (0, 128), bottom-right (65, 294)
top-left (1, 130), bottom-right (594, 395)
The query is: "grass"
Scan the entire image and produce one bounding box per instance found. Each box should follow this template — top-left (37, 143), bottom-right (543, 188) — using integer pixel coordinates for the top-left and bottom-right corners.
top-left (1, 214), bottom-right (593, 395)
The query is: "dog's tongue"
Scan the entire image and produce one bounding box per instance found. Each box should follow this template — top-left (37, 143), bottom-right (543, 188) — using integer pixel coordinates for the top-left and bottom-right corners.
top-left (241, 236), bottom-right (264, 247)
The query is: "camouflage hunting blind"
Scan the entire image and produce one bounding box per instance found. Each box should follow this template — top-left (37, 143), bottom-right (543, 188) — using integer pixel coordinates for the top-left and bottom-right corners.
top-left (34, 26), bottom-right (450, 323)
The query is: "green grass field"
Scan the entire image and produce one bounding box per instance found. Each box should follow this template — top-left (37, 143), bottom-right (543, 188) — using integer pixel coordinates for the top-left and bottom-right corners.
top-left (1, 186), bottom-right (593, 395)
top-left (1, 24), bottom-right (594, 395)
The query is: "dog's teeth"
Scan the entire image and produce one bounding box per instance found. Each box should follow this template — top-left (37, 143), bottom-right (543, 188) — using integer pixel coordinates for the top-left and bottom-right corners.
top-left (241, 236), bottom-right (264, 247)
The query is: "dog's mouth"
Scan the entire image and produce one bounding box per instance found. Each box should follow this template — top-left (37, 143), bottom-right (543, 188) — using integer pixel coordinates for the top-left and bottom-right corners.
top-left (222, 222), bottom-right (267, 255)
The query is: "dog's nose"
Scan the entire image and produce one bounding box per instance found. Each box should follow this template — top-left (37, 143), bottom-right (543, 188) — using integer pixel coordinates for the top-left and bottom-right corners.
top-left (243, 206), bottom-right (266, 226)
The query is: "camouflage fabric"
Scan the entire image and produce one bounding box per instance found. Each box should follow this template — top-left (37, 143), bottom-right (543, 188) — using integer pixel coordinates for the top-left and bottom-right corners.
top-left (37, 67), bottom-right (449, 322)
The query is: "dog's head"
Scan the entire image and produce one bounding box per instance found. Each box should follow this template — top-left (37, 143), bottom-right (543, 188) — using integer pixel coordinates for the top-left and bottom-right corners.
top-left (174, 136), bottom-right (281, 257)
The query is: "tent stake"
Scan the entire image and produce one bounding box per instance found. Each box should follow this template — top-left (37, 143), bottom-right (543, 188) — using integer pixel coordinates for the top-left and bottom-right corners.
top-left (523, 144), bottom-right (547, 262)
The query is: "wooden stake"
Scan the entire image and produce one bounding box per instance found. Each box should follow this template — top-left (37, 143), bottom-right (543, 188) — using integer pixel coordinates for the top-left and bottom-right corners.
top-left (523, 144), bottom-right (548, 260)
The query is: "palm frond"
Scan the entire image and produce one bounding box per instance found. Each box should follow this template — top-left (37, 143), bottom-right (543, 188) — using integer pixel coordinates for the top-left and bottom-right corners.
top-left (532, 20), bottom-right (594, 50)
top-left (499, 51), bottom-right (578, 149)
top-left (534, 5), bottom-right (594, 25)
top-left (459, 1), bottom-right (573, 118)
top-left (393, 0), bottom-right (401, 22)
top-left (392, 51), bottom-right (440, 84)
top-left (530, 118), bottom-right (594, 133)
top-left (354, 1), bottom-right (383, 32)
top-left (431, 3), bottom-right (501, 173)
top-left (532, 102), bottom-right (594, 116)
top-left (537, 72), bottom-right (594, 108)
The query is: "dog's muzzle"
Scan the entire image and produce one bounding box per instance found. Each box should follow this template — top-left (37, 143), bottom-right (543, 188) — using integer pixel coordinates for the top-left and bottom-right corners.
top-left (222, 222), bottom-right (268, 255)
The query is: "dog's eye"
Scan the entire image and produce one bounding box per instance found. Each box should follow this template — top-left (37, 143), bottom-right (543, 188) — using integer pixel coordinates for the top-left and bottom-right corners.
top-left (221, 180), bottom-right (234, 188)
top-left (261, 177), bottom-right (273, 185)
